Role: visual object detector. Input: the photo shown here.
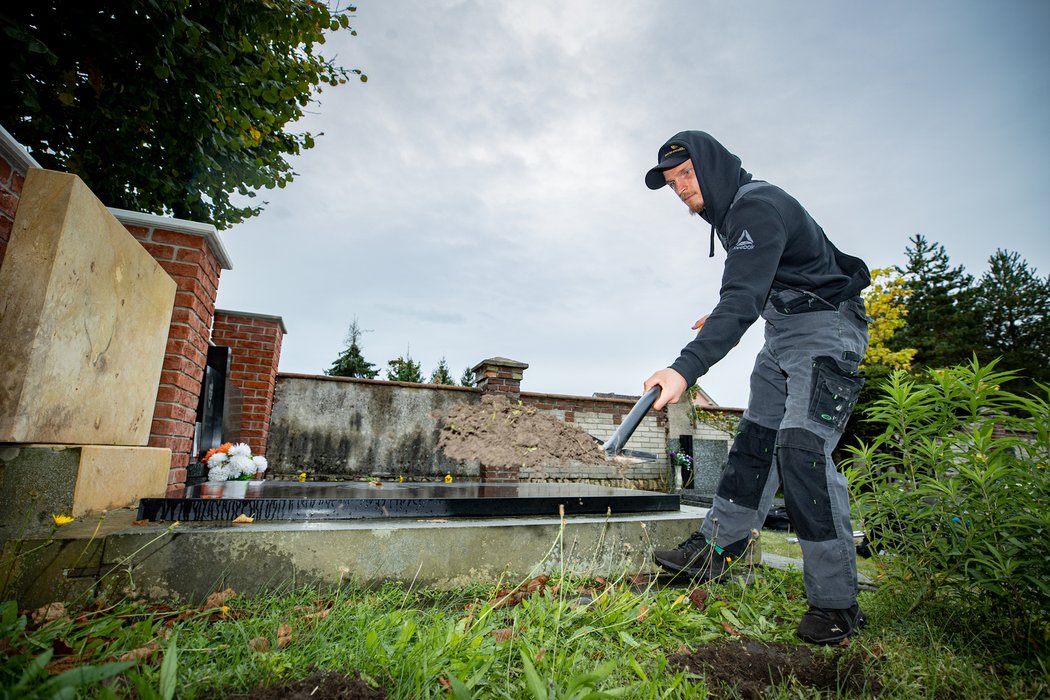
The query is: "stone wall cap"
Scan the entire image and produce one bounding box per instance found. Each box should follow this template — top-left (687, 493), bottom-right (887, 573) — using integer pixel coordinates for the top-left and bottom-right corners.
top-left (108, 207), bottom-right (233, 271)
top-left (215, 309), bottom-right (287, 334)
top-left (472, 357), bottom-right (529, 371)
top-left (0, 124), bottom-right (42, 173)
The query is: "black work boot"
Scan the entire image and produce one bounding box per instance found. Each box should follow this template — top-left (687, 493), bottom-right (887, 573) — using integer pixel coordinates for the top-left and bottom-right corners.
top-left (796, 604), bottom-right (867, 644)
top-left (652, 532), bottom-right (740, 582)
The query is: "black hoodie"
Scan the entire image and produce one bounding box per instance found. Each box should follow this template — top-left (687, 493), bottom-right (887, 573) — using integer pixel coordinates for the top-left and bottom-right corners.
top-left (652, 131), bottom-right (870, 388)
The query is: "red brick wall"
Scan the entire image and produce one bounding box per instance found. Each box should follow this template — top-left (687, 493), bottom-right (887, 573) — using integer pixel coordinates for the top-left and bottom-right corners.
top-left (210, 311), bottom-right (285, 456)
top-left (0, 152), bottom-right (27, 271)
top-left (124, 224), bottom-right (223, 497)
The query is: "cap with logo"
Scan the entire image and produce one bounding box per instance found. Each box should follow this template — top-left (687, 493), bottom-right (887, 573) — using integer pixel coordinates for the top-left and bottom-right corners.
top-left (645, 143), bottom-right (690, 190)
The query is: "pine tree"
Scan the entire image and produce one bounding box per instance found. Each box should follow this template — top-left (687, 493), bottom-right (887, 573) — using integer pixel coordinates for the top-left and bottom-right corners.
top-left (429, 357), bottom-right (456, 385)
top-left (973, 250), bottom-right (1050, 393)
top-left (325, 319), bottom-right (379, 378)
top-left (459, 366), bottom-right (476, 387)
top-left (891, 235), bottom-right (985, 369)
top-left (386, 351), bottom-right (423, 383)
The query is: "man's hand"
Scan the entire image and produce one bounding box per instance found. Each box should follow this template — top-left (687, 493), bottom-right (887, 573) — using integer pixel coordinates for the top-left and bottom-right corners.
top-left (644, 368), bottom-right (688, 411)
top-left (692, 313), bottom-right (710, 331)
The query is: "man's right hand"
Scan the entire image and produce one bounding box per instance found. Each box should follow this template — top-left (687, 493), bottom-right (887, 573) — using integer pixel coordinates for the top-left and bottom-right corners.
top-left (644, 368), bottom-right (688, 411)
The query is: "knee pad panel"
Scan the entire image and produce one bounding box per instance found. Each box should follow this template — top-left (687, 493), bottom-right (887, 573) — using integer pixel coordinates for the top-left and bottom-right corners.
top-left (778, 427), bottom-right (837, 542)
top-left (715, 419), bottom-right (777, 510)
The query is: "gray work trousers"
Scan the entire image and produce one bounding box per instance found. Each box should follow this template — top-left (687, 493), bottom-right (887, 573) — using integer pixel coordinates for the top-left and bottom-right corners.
top-left (700, 290), bottom-right (870, 608)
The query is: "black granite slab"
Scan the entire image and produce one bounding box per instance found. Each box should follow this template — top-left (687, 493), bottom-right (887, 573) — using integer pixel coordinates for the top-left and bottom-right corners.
top-left (137, 481), bottom-right (680, 522)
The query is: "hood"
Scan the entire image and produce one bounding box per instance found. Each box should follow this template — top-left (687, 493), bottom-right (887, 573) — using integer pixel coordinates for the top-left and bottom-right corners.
top-left (648, 131), bottom-right (752, 232)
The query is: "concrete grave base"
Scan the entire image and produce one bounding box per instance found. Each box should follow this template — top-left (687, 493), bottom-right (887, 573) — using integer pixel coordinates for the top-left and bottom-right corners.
top-left (1, 505), bottom-right (713, 608)
top-left (0, 444), bottom-right (171, 537)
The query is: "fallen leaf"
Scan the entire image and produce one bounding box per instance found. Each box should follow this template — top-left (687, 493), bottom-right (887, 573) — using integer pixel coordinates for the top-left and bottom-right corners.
top-left (249, 637), bottom-right (270, 653)
top-left (523, 575), bottom-right (549, 593)
top-left (52, 638), bottom-right (75, 655)
top-left (232, 514), bottom-right (254, 524)
top-left (31, 602), bottom-right (68, 626)
top-left (369, 480), bottom-right (382, 487)
top-left (636, 605), bottom-right (650, 622)
top-left (204, 588), bottom-right (236, 609)
top-left (688, 588), bottom-right (709, 611)
top-left (438, 676), bottom-right (452, 693)
top-left (131, 519), bottom-right (150, 526)
top-left (491, 627), bottom-right (515, 642)
top-left (675, 643), bottom-right (690, 654)
top-left (45, 654), bottom-right (90, 675)
top-left (119, 642), bottom-right (160, 661)
top-left (277, 623), bottom-right (293, 648)
top-left (721, 620), bottom-right (740, 636)
top-left (302, 609), bottom-right (330, 622)
top-left (837, 637), bottom-right (851, 648)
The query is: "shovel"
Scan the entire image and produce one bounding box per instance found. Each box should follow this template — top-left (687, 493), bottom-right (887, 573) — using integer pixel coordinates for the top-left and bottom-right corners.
top-left (601, 386), bottom-right (661, 459)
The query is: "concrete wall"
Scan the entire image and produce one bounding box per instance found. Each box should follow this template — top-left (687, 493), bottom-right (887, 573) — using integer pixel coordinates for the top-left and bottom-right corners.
top-left (267, 372), bottom-right (736, 492)
top-left (267, 374), bottom-right (481, 479)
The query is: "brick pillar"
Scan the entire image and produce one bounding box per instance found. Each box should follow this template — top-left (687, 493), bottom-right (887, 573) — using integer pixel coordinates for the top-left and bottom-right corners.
top-left (112, 209), bottom-right (232, 497)
top-left (0, 125), bottom-right (40, 271)
top-left (472, 357), bottom-right (529, 402)
top-left (472, 357), bottom-right (529, 482)
top-left (210, 310), bottom-right (286, 455)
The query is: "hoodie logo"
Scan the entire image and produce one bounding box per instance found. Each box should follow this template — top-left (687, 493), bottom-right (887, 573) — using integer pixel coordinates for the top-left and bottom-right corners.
top-left (731, 230), bottom-right (754, 251)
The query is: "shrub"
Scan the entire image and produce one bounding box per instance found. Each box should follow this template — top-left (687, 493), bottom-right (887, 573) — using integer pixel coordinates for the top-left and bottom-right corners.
top-left (844, 358), bottom-right (1050, 656)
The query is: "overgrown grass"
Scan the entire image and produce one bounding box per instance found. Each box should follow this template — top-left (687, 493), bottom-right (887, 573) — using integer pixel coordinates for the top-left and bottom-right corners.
top-left (3, 558), bottom-right (1046, 699)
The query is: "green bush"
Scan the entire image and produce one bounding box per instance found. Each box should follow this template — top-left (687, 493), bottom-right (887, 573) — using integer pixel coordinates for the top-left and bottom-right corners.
top-left (844, 358), bottom-right (1050, 655)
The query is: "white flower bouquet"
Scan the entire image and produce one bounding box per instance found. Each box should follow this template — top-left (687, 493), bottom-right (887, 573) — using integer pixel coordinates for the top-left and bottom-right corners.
top-left (203, 442), bottom-right (268, 482)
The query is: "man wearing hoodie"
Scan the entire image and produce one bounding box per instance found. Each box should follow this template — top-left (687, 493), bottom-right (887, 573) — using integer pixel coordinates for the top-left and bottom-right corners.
top-left (643, 131), bottom-right (871, 645)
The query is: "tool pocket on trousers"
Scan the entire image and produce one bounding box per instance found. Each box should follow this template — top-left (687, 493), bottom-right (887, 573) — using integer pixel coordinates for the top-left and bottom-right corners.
top-left (808, 356), bottom-right (865, 431)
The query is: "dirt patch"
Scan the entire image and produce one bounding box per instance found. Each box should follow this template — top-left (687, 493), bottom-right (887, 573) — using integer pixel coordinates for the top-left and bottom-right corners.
top-left (669, 638), bottom-right (880, 699)
top-left (437, 394), bottom-right (611, 468)
top-left (222, 669), bottom-right (385, 700)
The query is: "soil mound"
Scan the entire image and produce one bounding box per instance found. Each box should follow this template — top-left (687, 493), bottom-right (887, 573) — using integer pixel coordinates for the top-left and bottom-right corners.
top-left (222, 669), bottom-right (385, 700)
top-left (437, 395), bottom-right (609, 468)
top-left (669, 638), bottom-right (881, 698)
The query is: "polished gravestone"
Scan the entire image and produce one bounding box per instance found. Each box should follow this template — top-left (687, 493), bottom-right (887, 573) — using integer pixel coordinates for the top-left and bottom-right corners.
top-left (137, 481), bottom-right (679, 521)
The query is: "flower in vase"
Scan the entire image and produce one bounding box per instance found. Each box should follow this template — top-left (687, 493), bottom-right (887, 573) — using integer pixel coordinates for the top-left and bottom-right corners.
top-left (204, 443), bottom-right (268, 482)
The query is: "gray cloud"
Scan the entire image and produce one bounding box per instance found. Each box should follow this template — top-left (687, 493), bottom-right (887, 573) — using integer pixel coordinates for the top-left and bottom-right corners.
top-left (216, 0), bottom-right (1050, 406)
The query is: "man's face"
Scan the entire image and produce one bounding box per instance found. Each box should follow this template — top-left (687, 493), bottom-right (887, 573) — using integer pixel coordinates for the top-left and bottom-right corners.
top-left (664, 159), bottom-right (704, 214)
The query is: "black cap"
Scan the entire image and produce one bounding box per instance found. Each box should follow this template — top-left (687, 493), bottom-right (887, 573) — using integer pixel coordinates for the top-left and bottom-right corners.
top-left (645, 143), bottom-right (690, 189)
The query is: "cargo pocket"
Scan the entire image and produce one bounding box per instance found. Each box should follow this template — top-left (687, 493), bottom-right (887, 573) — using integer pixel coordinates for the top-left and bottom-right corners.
top-left (808, 356), bottom-right (865, 432)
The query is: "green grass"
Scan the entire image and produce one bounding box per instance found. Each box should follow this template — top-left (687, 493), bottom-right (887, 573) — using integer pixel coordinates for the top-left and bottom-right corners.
top-left (3, 559), bottom-right (1046, 699)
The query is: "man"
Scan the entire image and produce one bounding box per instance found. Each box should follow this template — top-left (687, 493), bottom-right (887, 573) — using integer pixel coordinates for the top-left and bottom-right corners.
top-left (642, 131), bottom-right (871, 645)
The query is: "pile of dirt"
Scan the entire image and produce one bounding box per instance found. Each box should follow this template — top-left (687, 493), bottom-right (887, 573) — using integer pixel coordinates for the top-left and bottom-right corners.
top-left (437, 394), bottom-right (610, 468)
top-left (669, 639), bottom-right (881, 699)
top-left (223, 669), bottom-right (385, 700)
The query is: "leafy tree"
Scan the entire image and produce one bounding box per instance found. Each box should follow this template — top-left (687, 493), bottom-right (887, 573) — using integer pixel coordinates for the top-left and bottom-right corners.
top-left (1, 1), bottom-right (365, 229)
top-left (325, 319), bottom-right (378, 378)
top-left (891, 235), bottom-right (985, 369)
top-left (973, 250), bottom-right (1050, 393)
top-left (459, 366), bottom-right (476, 388)
top-left (861, 268), bottom-right (916, 371)
top-left (429, 357), bottom-right (456, 385)
top-left (386, 352), bottom-right (423, 383)
top-left (842, 268), bottom-right (917, 451)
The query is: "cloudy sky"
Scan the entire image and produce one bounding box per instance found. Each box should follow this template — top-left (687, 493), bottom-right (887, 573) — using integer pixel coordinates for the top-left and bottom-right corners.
top-left (214, 0), bottom-right (1050, 408)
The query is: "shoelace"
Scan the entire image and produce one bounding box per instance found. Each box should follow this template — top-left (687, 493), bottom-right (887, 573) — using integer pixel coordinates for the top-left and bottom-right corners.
top-left (677, 531), bottom-right (709, 552)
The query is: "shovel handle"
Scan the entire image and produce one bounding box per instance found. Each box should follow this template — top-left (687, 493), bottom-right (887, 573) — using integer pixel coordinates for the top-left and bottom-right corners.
top-left (602, 386), bottom-right (661, 457)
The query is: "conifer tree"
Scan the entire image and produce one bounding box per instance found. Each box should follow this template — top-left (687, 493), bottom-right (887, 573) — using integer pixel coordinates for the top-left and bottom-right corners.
top-left (891, 235), bottom-right (985, 369)
top-left (325, 319), bottom-right (378, 378)
top-left (386, 351), bottom-right (423, 383)
top-left (459, 366), bottom-right (476, 388)
top-left (429, 357), bottom-right (456, 385)
top-left (973, 249), bottom-right (1050, 393)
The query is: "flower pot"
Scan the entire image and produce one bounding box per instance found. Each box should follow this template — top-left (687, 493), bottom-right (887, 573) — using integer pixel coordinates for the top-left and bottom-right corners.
top-left (223, 480), bottom-right (248, 498)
